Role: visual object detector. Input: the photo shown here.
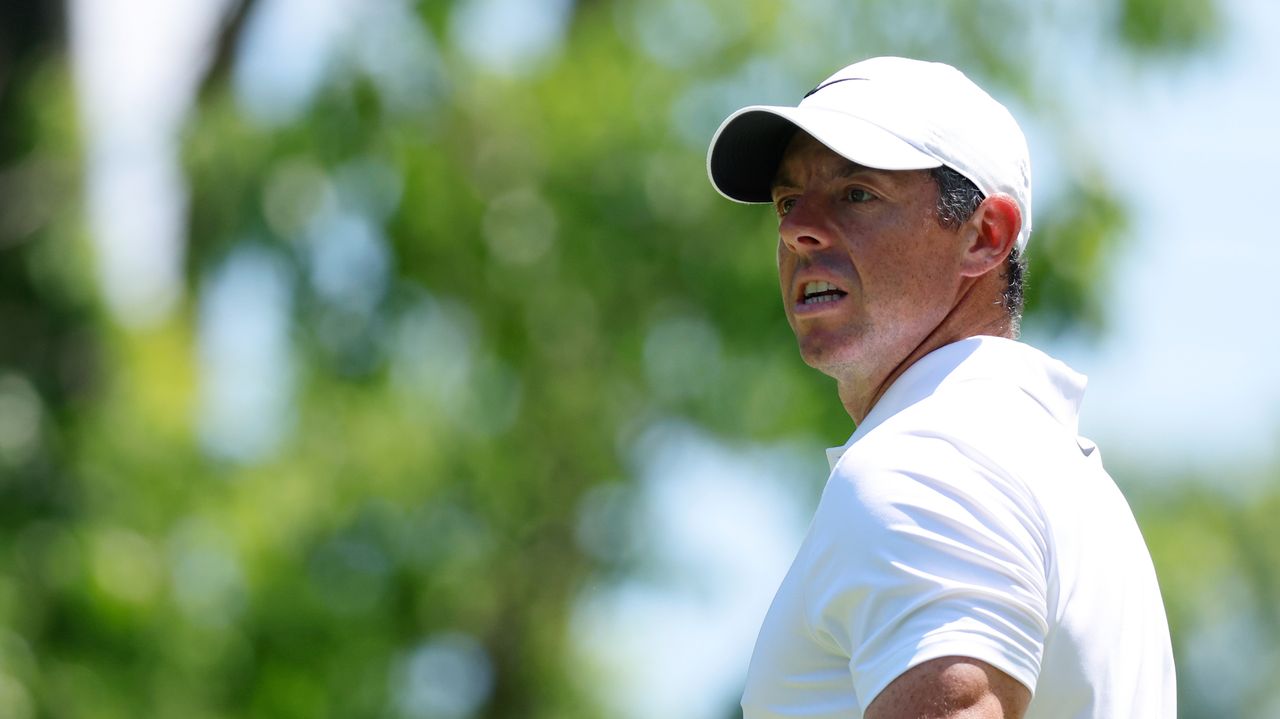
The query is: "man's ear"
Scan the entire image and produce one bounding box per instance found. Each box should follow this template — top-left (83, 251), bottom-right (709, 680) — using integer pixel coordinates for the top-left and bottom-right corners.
top-left (958, 194), bottom-right (1020, 278)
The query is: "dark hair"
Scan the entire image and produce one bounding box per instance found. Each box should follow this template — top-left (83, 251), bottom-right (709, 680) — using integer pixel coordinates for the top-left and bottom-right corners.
top-left (928, 165), bottom-right (1026, 334)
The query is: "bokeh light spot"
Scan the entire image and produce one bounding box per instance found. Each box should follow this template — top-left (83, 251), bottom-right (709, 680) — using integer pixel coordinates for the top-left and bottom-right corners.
top-left (643, 313), bottom-right (723, 402)
top-left (448, 0), bottom-right (573, 76)
top-left (482, 187), bottom-right (557, 267)
top-left (390, 293), bottom-right (477, 419)
top-left (393, 632), bottom-right (494, 719)
top-left (305, 211), bottom-right (391, 315)
top-left (89, 528), bottom-right (162, 605)
top-left (0, 374), bottom-right (43, 466)
top-left (263, 158), bottom-right (334, 240)
top-left (0, 672), bottom-right (33, 719)
top-left (168, 519), bottom-right (246, 627)
top-left (196, 245), bottom-right (296, 462)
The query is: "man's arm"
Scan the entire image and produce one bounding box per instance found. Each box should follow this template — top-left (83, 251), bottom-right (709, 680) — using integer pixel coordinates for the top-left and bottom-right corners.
top-left (865, 656), bottom-right (1031, 719)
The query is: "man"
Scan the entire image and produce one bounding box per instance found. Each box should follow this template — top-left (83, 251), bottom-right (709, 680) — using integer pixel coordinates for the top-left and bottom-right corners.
top-left (705, 57), bottom-right (1175, 718)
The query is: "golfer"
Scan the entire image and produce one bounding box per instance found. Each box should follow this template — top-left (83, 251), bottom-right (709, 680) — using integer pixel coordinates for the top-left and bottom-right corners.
top-left (706, 57), bottom-right (1175, 718)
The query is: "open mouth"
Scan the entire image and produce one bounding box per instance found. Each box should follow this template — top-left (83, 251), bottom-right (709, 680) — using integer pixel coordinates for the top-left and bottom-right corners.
top-left (801, 280), bottom-right (848, 305)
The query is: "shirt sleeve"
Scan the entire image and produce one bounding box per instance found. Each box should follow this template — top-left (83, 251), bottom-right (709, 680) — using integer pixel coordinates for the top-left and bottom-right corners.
top-left (803, 430), bottom-right (1050, 713)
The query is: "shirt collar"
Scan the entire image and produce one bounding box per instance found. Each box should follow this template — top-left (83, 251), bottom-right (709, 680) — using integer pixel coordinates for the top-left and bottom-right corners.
top-left (826, 336), bottom-right (1087, 469)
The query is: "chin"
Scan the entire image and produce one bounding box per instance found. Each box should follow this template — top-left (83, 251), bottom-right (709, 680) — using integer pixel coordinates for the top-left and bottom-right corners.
top-left (796, 333), bottom-right (863, 377)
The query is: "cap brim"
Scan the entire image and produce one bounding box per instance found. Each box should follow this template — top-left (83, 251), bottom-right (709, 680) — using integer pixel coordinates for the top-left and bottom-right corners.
top-left (706, 105), bottom-right (943, 204)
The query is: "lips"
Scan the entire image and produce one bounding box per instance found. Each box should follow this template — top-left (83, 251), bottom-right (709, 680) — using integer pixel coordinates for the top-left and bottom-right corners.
top-left (801, 280), bottom-right (847, 305)
top-left (790, 276), bottom-right (850, 317)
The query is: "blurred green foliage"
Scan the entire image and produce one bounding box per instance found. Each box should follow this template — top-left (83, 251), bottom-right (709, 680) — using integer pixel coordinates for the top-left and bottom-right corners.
top-left (0, 0), bottom-right (1276, 717)
top-left (1118, 0), bottom-right (1222, 54)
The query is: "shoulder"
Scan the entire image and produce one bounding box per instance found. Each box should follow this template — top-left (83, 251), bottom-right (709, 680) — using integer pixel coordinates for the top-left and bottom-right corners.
top-left (823, 398), bottom-right (1053, 576)
top-left (816, 426), bottom-right (1049, 588)
top-left (801, 420), bottom-right (1051, 709)
top-left (826, 405), bottom-right (1045, 533)
top-left (833, 373), bottom-right (1071, 516)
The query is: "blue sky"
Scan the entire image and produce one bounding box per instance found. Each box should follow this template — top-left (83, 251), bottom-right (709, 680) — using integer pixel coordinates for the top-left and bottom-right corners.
top-left (1040, 0), bottom-right (1280, 474)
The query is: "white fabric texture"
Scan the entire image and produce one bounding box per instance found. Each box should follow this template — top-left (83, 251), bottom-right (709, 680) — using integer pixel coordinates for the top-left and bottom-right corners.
top-left (741, 336), bottom-right (1175, 718)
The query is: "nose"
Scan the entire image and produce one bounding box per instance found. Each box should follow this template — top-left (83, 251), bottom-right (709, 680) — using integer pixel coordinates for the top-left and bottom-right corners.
top-left (778, 194), bottom-right (832, 254)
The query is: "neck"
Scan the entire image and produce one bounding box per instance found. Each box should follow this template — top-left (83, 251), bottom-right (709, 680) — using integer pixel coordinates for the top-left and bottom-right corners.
top-left (837, 280), bottom-right (1014, 424)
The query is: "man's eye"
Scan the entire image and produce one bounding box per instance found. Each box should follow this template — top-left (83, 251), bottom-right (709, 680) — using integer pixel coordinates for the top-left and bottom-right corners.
top-left (776, 197), bottom-right (797, 216)
top-left (846, 188), bottom-right (875, 203)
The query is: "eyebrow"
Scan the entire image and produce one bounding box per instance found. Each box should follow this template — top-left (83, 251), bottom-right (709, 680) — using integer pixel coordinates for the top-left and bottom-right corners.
top-left (771, 159), bottom-right (881, 195)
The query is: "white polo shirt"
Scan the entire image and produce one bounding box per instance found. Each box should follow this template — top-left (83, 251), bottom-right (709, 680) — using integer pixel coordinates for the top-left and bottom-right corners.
top-left (741, 336), bottom-right (1175, 718)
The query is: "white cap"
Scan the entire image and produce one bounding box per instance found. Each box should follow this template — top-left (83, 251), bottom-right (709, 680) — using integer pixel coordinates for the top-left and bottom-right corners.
top-left (706, 56), bottom-right (1033, 252)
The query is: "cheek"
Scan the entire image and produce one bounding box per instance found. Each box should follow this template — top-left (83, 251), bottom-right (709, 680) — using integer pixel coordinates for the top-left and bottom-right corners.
top-left (859, 229), bottom-right (950, 305)
top-left (889, 248), bottom-right (963, 316)
top-left (776, 240), bottom-right (791, 289)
